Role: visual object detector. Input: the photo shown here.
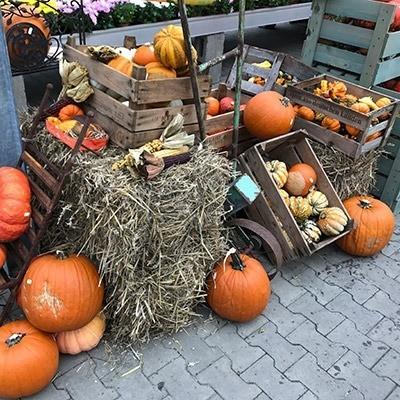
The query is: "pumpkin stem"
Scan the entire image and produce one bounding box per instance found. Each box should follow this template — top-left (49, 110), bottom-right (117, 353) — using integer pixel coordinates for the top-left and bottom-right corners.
top-left (231, 251), bottom-right (245, 271)
top-left (5, 333), bottom-right (26, 347)
top-left (359, 199), bottom-right (372, 209)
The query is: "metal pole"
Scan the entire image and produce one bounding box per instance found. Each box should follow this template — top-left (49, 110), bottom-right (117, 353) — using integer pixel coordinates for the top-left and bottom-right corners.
top-left (177, 0), bottom-right (206, 145)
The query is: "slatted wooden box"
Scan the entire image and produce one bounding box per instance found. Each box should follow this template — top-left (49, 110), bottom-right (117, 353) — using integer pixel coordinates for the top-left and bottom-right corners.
top-left (239, 130), bottom-right (352, 262)
top-left (302, 0), bottom-right (400, 87)
top-left (63, 37), bottom-right (211, 149)
top-left (286, 74), bottom-right (400, 159)
top-left (225, 44), bottom-right (317, 96)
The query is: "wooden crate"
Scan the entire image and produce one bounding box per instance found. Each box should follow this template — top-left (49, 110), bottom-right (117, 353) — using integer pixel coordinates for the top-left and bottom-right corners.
top-left (286, 74), bottom-right (400, 159)
top-left (239, 130), bottom-right (352, 261)
top-left (225, 45), bottom-right (318, 96)
top-left (302, 0), bottom-right (400, 87)
top-left (63, 38), bottom-right (211, 149)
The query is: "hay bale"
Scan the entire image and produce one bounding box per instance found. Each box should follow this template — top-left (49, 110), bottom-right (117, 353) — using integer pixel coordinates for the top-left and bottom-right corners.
top-left (23, 113), bottom-right (231, 344)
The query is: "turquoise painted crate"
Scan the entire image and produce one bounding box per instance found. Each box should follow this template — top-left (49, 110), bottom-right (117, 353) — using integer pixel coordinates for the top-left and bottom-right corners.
top-left (302, 0), bottom-right (400, 87)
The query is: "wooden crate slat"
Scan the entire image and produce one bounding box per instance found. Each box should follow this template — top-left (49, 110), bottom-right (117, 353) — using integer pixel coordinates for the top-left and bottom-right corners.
top-left (280, 55), bottom-right (320, 82)
top-left (382, 31), bottom-right (400, 58)
top-left (30, 180), bottom-right (53, 211)
top-left (375, 58), bottom-right (400, 86)
top-left (380, 148), bottom-right (400, 208)
top-left (325, 0), bottom-right (382, 21)
top-left (31, 208), bottom-right (45, 227)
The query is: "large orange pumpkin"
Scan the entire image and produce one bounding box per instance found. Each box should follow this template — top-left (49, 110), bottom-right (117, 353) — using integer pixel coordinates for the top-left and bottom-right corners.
top-left (108, 56), bottom-right (134, 77)
top-left (0, 244), bottom-right (7, 268)
top-left (19, 252), bottom-right (104, 332)
top-left (337, 196), bottom-right (395, 256)
top-left (0, 320), bottom-right (59, 399)
top-left (244, 91), bottom-right (295, 139)
top-left (205, 96), bottom-right (220, 116)
top-left (133, 44), bottom-right (158, 66)
top-left (145, 61), bottom-right (176, 80)
top-left (207, 253), bottom-right (271, 322)
top-left (0, 167), bottom-right (31, 242)
top-left (285, 163), bottom-right (317, 196)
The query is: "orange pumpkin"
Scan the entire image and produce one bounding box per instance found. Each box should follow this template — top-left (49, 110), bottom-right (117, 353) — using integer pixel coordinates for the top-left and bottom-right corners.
top-left (56, 313), bottom-right (105, 355)
top-left (19, 252), bottom-right (104, 333)
top-left (337, 196), bottom-right (395, 256)
top-left (145, 61), bottom-right (176, 80)
top-left (0, 320), bottom-right (59, 399)
top-left (108, 56), bottom-right (134, 77)
top-left (244, 91), bottom-right (295, 139)
top-left (329, 81), bottom-right (347, 99)
top-left (207, 253), bottom-right (271, 322)
top-left (297, 106), bottom-right (315, 121)
top-left (0, 167), bottom-right (31, 242)
top-left (345, 125), bottom-right (360, 138)
top-left (366, 131), bottom-right (383, 143)
top-left (322, 116), bottom-right (341, 132)
top-left (133, 44), bottom-right (158, 66)
top-left (285, 163), bottom-right (317, 196)
top-left (293, 104), bottom-right (300, 113)
top-left (205, 96), bottom-right (220, 116)
top-left (351, 102), bottom-right (370, 114)
top-left (59, 105), bottom-right (84, 121)
top-left (0, 244), bottom-right (7, 268)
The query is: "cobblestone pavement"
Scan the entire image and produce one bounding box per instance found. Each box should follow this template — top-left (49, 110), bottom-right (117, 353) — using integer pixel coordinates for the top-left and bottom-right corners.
top-left (2, 223), bottom-right (400, 400)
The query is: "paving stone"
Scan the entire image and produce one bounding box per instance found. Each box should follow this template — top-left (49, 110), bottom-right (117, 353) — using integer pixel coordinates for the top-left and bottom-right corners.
top-left (247, 321), bottom-right (306, 372)
top-left (149, 357), bottom-right (215, 400)
top-left (328, 351), bottom-right (395, 400)
top-left (25, 384), bottom-right (71, 400)
top-left (263, 294), bottom-right (306, 337)
top-left (369, 318), bottom-right (400, 353)
top-left (241, 354), bottom-right (306, 400)
top-left (254, 393), bottom-right (272, 400)
top-left (197, 357), bottom-right (261, 400)
top-left (235, 314), bottom-right (268, 339)
top-left (299, 391), bottom-right (318, 400)
top-left (318, 245), bottom-right (354, 265)
top-left (169, 326), bottom-right (223, 375)
top-left (196, 313), bottom-right (227, 339)
top-left (364, 290), bottom-right (400, 325)
top-left (285, 353), bottom-right (363, 400)
top-left (280, 260), bottom-right (309, 281)
top-left (55, 359), bottom-right (120, 400)
top-left (370, 253), bottom-right (400, 279)
top-left (58, 353), bottom-right (90, 377)
top-left (270, 271), bottom-right (307, 306)
top-left (326, 292), bottom-right (383, 334)
top-left (372, 349), bottom-right (400, 385)
top-left (287, 320), bottom-right (347, 370)
top-left (386, 387), bottom-right (400, 400)
top-left (299, 255), bottom-right (335, 280)
top-left (381, 240), bottom-right (400, 259)
top-left (288, 292), bottom-right (344, 335)
top-left (205, 323), bottom-right (265, 373)
top-left (327, 319), bottom-right (390, 368)
top-left (289, 267), bottom-right (343, 305)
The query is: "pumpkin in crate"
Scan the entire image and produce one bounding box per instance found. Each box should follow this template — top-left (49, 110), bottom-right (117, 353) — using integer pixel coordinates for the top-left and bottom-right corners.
top-left (337, 196), bottom-right (395, 256)
top-left (0, 244), bottom-right (7, 268)
top-left (108, 56), bottom-right (134, 77)
top-left (317, 207), bottom-right (348, 236)
top-left (329, 81), bottom-right (347, 99)
top-left (59, 104), bottom-right (84, 121)
top-left (265, 160), bottom-right (288, 188)
top-left (19, 252), bottom-right (104, 332)
top-left (0, 167), bottom-right (31, 242)
top-left (133, 44), bottom-right (158, 66)
top-left (376, 97), bottom-right (392, 108)
top-left (207, 252), bottom-right (271, 322)
top-left (297, 106), bottom-right (315, 121)
top-left (288, 196), bottom-right (313, 221)
top-left (300, 220), bottom-right (322, 244)
top-left (351, 102), bottom-right (370, 114)
top-left (285, 163), bottom-right (317, 196)
top-left (307, 190), bottom-right (329, 216)
top-left (244, 91), bottom-right (295, 139)
top-left (279, 189), bottom-right (290, 206)
top-left (145, 62), bottom-right (176, 80)
top-left (345, 125), bottom-right (360, 138)
top-left (205, 96), bottom-right (220, 116)
top-left (321, 117), bottom-right (341, 133)
top-left (219, 97), bottom-right (235, 114)
top-left (56, 313), bottom-right (106, 355)
top-left (0, 320), bottom-right (59, 399)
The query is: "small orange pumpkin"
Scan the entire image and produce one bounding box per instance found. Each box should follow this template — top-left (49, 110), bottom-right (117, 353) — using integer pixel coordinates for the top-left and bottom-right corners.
top-left (205, 97), bottom-right (220, 116)
top-left (329, 81), bottom-right (347, 99)
top-left (285, 163), bottom-right (317, 196)
top-left (207, 252), bottom-right (271, 322)
top-left (322, 116), bottom-right (341, 132)
top-left (297, 106), bottom-right (315, 121)
top-left (351, 102), bottom-right (370, 114)
top-left (337, 196), bottom-right (395, 256)
top-left (366, 131), bottom-right (383, 143)
top-left (58, 105), bottom-right (84, 122)
top-left (133, 44), bottom-right (158, 66)
top-left (345, 125), bottom-right (360, 138)
top-left (145, 61), bottom-right (176, 80)
top-left (108, 56), bottom-right (134, 77)
top-left (0, 244), bottom-right (7, 268)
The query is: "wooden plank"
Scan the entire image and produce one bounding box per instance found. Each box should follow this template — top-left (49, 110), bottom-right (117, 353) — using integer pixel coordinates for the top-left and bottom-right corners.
top-left (325, 0), bottom-right (381, 22)
top-left (29, 180), bottom-right (52, 211)
top-left (375, 57), bottom-right (400, 86)
top-left (280, 55), bottom-right (318, 81)
top-left (31, 208), bottom-right (45, 227)
top-left (242, 63), bottom-right (275, 80)
top-left (382, 31), bottom-right (400, 58)
top-left (205, 126), bottom-right (249, 151)
top-left (240, 80), bottom-right (264, 96)
top-left (380, 143), bottom-right (400, 207)
top-left (263, 53), bottom-right (285, 92)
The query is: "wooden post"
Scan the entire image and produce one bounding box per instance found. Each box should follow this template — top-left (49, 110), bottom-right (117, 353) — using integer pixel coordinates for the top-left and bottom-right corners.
top-left (202, 33), bottom-right (225, 84)
top-left (0, 12), bottom-right (22, 166)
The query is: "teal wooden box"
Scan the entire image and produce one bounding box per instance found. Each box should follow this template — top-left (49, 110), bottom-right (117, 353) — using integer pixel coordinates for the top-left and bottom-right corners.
top-left (302, 0), bottom-right (400, 87)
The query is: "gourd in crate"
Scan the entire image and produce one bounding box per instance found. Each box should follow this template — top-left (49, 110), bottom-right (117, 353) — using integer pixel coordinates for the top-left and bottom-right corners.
top-left (285, 163), bottom-right (317, 196)
top-left (317, 207), bottom-right (348, 236)
top-left (307, 190), bottom-right (329, 216)
top-left (300, 220), bottom-right (322, 244)
top-left (265, 160), bottom-right (288, 188)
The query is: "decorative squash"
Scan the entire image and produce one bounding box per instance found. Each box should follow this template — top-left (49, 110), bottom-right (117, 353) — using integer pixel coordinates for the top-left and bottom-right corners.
top-left (315, 112), bottom-right (325, 122)
top-left (56, 313), bottom-right (106, 355)
top-left (0, 244), bottom-right (7, 268)
top-left (207, 252), bottom-right (271, 322)
top-left (154, 25), bottom-right (197, 70)
top-left (341, 94), bottom-right (358, 107)
top-left (59, 105), bottom-right (84, 121)
top-left (19, 252), bottom-right (104, 333)
top-left (265, 160), bottom-right (288, 188)
top-left (329, 81), bottom-right (347, 99)
top-left (205, 97), bottom-right (220, 116)
top-left (345, 125), bottom-right (360, 138)
top-left (285, 163), bottom-right (317, 196)
top-left (288, 196), bottom-right (313, 220)
top-left (297, 106), bottom-right (315, 121)
top-left (351, 102), bottom-right (370, 114)
top-left (279, 189), bottom-right (290, 206)
top-left (244, 91), bottom-right (295, 139)
top-left (300, 220), bottom-right (322, 244)
top-left (337, 196), bottom-right (395, 256)
top-left (317, 207), bottom-right (348, 236)
top-left (0, 167), bottom-right (31, 242)
top-left (0, 320), bottom-right (59, 399)
top-left (322, 117), bottom-right (341, 133)
top-left (133, 44), bottom-right (158, 66)
top-left (376, 97), bottom-right (391, 108)
top-left (307, 190), bottom-right (329, 216)
top-left (145, 61), bottom-right (176, 80)
top-left (108, 56), bottom-right (134, 77)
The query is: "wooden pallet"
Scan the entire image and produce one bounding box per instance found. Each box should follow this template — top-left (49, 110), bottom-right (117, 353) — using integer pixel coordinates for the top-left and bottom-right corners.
top-left (302, 0), bottom-right (400, 87)
top-left (63, 36), bottom-right (211, 149)
top-left (286, 74), bottom-right (400, 159)
top-left (239, 130), bottom-right (352, 262)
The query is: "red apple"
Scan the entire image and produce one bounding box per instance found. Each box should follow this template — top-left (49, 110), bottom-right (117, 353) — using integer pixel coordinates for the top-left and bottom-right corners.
top-left (219, 97), bottom-right (235, 114)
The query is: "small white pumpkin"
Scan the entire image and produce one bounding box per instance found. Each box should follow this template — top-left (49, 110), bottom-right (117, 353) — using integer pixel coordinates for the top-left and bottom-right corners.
top-left (265, 160), bottom-right (288, 188)
top-left (300, 220), bottom-right (322, 244)
top-left (317, 207), bottom-right (348, 236)
top-left (307, 190), bottom-right (329, 216)
top-left (289, 196), bottom-right (313, 221)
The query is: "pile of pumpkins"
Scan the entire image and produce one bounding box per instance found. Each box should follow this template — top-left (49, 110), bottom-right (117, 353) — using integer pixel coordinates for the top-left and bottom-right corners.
top-left (0, 167), bottom-right (105, 399)
top-left (294, 79), bottom-right (393, 142)
top-left (205, 95), bottom-right (244, 118)
top-left (266, 160), bottom-right (349, 243)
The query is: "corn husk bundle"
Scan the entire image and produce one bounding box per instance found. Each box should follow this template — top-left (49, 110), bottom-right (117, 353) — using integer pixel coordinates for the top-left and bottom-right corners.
top-left (21, 111), bottom-right (230, 344)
